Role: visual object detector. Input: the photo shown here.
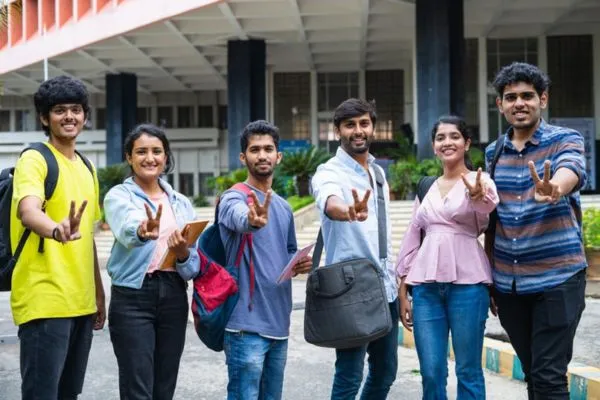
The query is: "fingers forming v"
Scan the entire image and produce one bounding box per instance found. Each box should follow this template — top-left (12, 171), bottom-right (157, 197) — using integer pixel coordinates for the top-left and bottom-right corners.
top-left (75, 200), bottom-right (88, 221)
top-left (360, 189), bottom-right (371, 207)
top-left (543, 160), bottom-right (552, 183)
top-left (528, 161), bottom-right (541, 184)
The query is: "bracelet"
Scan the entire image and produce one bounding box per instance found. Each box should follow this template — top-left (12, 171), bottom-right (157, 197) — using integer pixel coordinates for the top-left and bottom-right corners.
top-left (52, 226), bottom-right (60, 241)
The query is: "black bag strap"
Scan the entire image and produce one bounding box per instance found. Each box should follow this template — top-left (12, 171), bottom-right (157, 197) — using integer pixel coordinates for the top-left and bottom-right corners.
top-left (312, 165), bottom-right (388, 271)
top-left (488, 134), bottom-right (506, 180)
top-left (416, 176), bottom-right (437, 203)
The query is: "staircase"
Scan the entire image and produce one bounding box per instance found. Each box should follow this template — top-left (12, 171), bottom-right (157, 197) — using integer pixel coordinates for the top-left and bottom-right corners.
top-left (95, 195), bottom-right (600, 266)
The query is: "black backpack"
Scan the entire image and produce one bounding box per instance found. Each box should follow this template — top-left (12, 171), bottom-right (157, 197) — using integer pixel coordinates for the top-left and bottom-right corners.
top-left (0, 143), bottom-right (94, 291)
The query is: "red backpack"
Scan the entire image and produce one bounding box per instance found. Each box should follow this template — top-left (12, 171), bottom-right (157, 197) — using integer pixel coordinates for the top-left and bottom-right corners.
top-left (191, 183), bottom-right (256, 352)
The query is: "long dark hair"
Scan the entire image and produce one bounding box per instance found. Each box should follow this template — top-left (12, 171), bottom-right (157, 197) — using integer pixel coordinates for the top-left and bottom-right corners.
top-left (124, 123), bottom-right (174, 175)
top-left (430, 115), bottom-right (473, 170)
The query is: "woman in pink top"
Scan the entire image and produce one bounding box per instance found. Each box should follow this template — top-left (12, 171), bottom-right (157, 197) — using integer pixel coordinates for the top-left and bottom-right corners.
top-left (396, 116), bottom-right (499, 400)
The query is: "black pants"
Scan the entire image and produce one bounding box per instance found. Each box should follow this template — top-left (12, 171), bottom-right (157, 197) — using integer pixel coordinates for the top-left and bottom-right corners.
top-left (109, 271), bottom-right (189, 400)
top-left (494, 269), bottom-right (586, 400)
top-left (19, 314), bottom-right (94, 400)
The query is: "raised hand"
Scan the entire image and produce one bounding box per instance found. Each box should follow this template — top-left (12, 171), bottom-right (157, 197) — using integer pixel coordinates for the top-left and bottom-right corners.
top-left (55, 200), bottom-right (88, 243)
top-left (137, 203), bottom-right (163, 240)
top-left (350, 189), bottom-right (371, 222)
top-left (248, 190), bottom-right (272, 229)
top-left (462, 168), bottom-right (488, 202)
top-left (529, 160), bottom-right (562, 203)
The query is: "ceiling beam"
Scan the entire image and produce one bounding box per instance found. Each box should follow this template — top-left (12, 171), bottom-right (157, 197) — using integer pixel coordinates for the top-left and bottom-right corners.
top-left (76, 49), bottom-right (153, 94)
top-left (359, 0), bottom-right (370, 69)
top-left (46, 62), bottom-right (104, 93)
top-left (545, 0), bottom-right (590, 34)
top-left (286, 0), bottom-right (314, 69)
top-left (218, 2), bottom-right (248, 40)
top-left (0, 85), bottom-right (21, 96)
top-left (117, 36), bottom-right (192, 92)
top-left (163, 20), bottom-right (226, 87)
top-left (11, 71), bottom-right (42, 86)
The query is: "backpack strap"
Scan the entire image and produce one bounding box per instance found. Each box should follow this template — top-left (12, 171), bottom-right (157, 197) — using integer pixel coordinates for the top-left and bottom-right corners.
top-left (20, 143), bottom-right (59, 253)
top-left (485, 134), bottom-right (506, 263)
top-left (230, 182), bottom-right (256, 311)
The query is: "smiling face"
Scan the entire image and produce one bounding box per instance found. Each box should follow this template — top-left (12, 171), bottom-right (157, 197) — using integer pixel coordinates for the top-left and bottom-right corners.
top-left (40, 103), bottom-right (87, 141)
top-left (240, 134), bottom-right (282, 179)
top-left (126, 133), bottom-right (167, 183)
top-left (497, 82), bottom-right (548, 133)
top-left (335, 113), bottom-right (375, 156)
top-left (432, 122), bottom-right (470, 167)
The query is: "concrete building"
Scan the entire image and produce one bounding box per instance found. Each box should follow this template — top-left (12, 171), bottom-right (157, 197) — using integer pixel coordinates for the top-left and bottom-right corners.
top-left (0, 0), bottom-right (599, 197)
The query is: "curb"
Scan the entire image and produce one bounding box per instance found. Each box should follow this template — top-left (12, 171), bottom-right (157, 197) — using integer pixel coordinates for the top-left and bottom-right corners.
top-left (397, 326), bottom-right (600, 400)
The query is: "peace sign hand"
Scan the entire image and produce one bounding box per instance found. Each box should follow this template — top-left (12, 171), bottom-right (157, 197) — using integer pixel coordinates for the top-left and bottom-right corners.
top-left (529, 160), bottom-right (562, 203)
top-left (137, 203), bottom-right (163, 240)
top-left (54, 200), bottom-right (88, 243)
top-left (461, 168), bottom-right (488, 202)
top-left (248, 190), bottom-right (272, 229)
top-left (350, 189), bottom-right (371, 222)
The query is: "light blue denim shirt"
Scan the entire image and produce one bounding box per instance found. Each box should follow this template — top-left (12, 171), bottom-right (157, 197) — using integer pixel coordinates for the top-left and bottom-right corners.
top-left (103, 177), bottom-right (200, 289)
top-left (311, 147), bottom-right (397, 302)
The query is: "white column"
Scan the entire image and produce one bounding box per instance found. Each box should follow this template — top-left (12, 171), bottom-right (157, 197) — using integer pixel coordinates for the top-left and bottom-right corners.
top-left (594, 33), bottom-right (600, 140)
top-left (538, 35), bottom-right (549, 121)
top-left (358, 69), bottom-right (366, 100)
top-left (310, 70), bottom-right (318, 147)
top-left (266, 66), bottom-right (274, 122)
top-left (478, 37), bottom-right (489, 143)
top-left (9, 109), bottom-right (16, 132)
top-left (73, 0), bottom-right (78, 22)
top-left (403, 61), bottom-right (413, 128)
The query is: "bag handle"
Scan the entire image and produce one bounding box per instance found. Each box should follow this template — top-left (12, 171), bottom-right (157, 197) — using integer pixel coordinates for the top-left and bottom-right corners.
top-left (312, 165), bottom-right (387, 271)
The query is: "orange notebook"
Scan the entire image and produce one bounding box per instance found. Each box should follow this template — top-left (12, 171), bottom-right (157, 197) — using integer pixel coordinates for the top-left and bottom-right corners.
top-left (159, 220), bottom-right (209, 270)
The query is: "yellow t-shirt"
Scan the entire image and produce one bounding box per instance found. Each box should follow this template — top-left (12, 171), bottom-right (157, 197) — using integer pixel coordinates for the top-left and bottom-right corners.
top-left (10, 143), bottom-right (101, 325)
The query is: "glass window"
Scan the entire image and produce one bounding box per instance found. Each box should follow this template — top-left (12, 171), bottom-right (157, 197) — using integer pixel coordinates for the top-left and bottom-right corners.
top-left (137, 107), bottom-right (151, 124)
top-left (317, 72), bottom-right (359, 112)
top-left (198, 106), bottom-right (214, 128)
top-left (165, 174), bottom-right (174, 186)
top-left (547, 35), bottom-right (593, 118)
top-left (177, 106), bottom-right (193, 128)
top-left (157, 106), bottom-right (173, 128)
top-left (0, 110), bottom-right (9, 131)
top-left (95, 108), bottom-right (106, 130)
top-left (198, 172), bottom-right (214, 196)
top-left (366, 70), bottom-right (404, 141)
top-left (273, 72), bottom-right (310, 140)
top-left (15, 110), bottom-right (35, 132)
top-left (178, 173), bottom-right (194, 197)
top-left (218, 106), bottom-right (228, 130)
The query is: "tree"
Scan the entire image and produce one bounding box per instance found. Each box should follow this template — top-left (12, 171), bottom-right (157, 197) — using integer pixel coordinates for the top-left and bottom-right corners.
top-left (279, 146), bottom-right (332, 197)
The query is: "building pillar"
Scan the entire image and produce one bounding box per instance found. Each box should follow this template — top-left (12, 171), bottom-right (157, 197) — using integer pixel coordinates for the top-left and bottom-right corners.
top-left (105, 73), bottom-right (137, 165)
top-left (478, 37), bottom-right (489, 144)
top-left (415, 0), bottom-right (465, 159)
top-left (310, 70), bottom-right (318, 147)
top-left (227, 39), bottom-right (266, 170)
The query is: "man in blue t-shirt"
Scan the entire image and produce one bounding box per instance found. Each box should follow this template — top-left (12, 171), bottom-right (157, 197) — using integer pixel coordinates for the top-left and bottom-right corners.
top-left (218, 120), bottom-right (312, 400)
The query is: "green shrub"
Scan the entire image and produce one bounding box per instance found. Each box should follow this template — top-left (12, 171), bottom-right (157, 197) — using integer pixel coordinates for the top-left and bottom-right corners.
top-left (191, 194), bottom-right (210, 207)
top-left (279, 146), bottom-right (332, 197)
top-left (287, 196), bottom-right (315, 212)
top-left (207, 168), bottom-right (248, 194)
top-left (583, 208), bottom-right (600, 249)
top-left (97, 163), bottom-right (129, 207)
top-left (469, 147), bottom-right (486, 170)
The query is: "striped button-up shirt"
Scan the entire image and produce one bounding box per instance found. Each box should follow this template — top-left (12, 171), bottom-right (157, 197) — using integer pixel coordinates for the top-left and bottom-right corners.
top-left (485, 119), bottom-right (587, 294)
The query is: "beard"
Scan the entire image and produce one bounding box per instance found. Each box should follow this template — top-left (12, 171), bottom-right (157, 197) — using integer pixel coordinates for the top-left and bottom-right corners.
top-left (249, 163), bottom-right (274, 178)
top-left (340, 134), bottom-right (373, 155)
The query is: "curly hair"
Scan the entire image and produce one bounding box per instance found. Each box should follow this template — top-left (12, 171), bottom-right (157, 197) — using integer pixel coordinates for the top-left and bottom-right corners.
top-left (33, 75), bottom-right (90, 136)
top-left (492, 62), bottom-right (550, 97)
top-left (240, 120), bottom-right (280, 153)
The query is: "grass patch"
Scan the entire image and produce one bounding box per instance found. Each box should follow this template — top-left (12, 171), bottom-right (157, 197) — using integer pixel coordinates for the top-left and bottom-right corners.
top-left (287, 196), bottom-right (315, 212)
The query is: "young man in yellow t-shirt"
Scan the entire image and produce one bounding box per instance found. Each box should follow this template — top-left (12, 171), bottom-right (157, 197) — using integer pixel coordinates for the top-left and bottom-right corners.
top-left (10, 75), bottom-right (106, 399)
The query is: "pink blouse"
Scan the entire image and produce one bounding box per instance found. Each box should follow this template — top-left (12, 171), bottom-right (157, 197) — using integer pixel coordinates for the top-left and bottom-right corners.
top-left (395, 172), bottom-right (499, 286)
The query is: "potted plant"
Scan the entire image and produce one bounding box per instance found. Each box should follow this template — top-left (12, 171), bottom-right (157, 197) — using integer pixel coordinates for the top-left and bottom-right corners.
top-left (278, 146), bottom-right (332, 197)
top-left (583, 207), bottom-right (600, 279)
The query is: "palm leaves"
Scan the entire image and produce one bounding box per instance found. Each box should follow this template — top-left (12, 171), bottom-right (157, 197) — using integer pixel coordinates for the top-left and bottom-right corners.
top-left (279, 146), bottom-right (332, 196)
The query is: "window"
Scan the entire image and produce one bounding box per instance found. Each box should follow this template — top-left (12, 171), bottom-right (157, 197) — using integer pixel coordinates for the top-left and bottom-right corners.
top-left (273, 72), bottom-right (310, 140)
top-left (177, 106), bottom-right (193, 128)
top-left (178, 173), bottom-right (194, 197)
top-left (157, 106), bottom-right (173, 128)
top-left (318, 72), bottom-right (359, 112)
top-left (487, 38), bottom-right (538, 140)
top-left (0, 110), bottom-right (9, 131)
top-left (165, 174), bottom-right (174, 186)
top-left (547, 35), bottom-right (593, 118)
top-left (218, 106), bottom-right (228, 130)
top-left (198, 172), bottom-right (214, 196)
top-left (15, 110), bottom-right (35, 132)
top-left (137, 107), bottom-right (151, 124)
top-left (95, 108), bottom-right (106, 130)
top-left (198, 106), bottom-right (214, 128)
top-left (366, 70), bottom-right (404, 141)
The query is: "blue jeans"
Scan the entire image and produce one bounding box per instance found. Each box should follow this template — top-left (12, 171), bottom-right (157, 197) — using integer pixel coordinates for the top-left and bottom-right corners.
top-left (224, 331), bottom-right (288, 400)
top-left (412, 283), bottom-right (489, 400)
top-left (331, 299), bottom-right (399, 400)
top-left (18, 315), bottom-right (94, 400)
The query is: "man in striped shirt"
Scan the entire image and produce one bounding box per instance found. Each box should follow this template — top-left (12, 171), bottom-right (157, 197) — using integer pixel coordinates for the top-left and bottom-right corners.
top-left (486, 62), bottom-right (587, 400)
